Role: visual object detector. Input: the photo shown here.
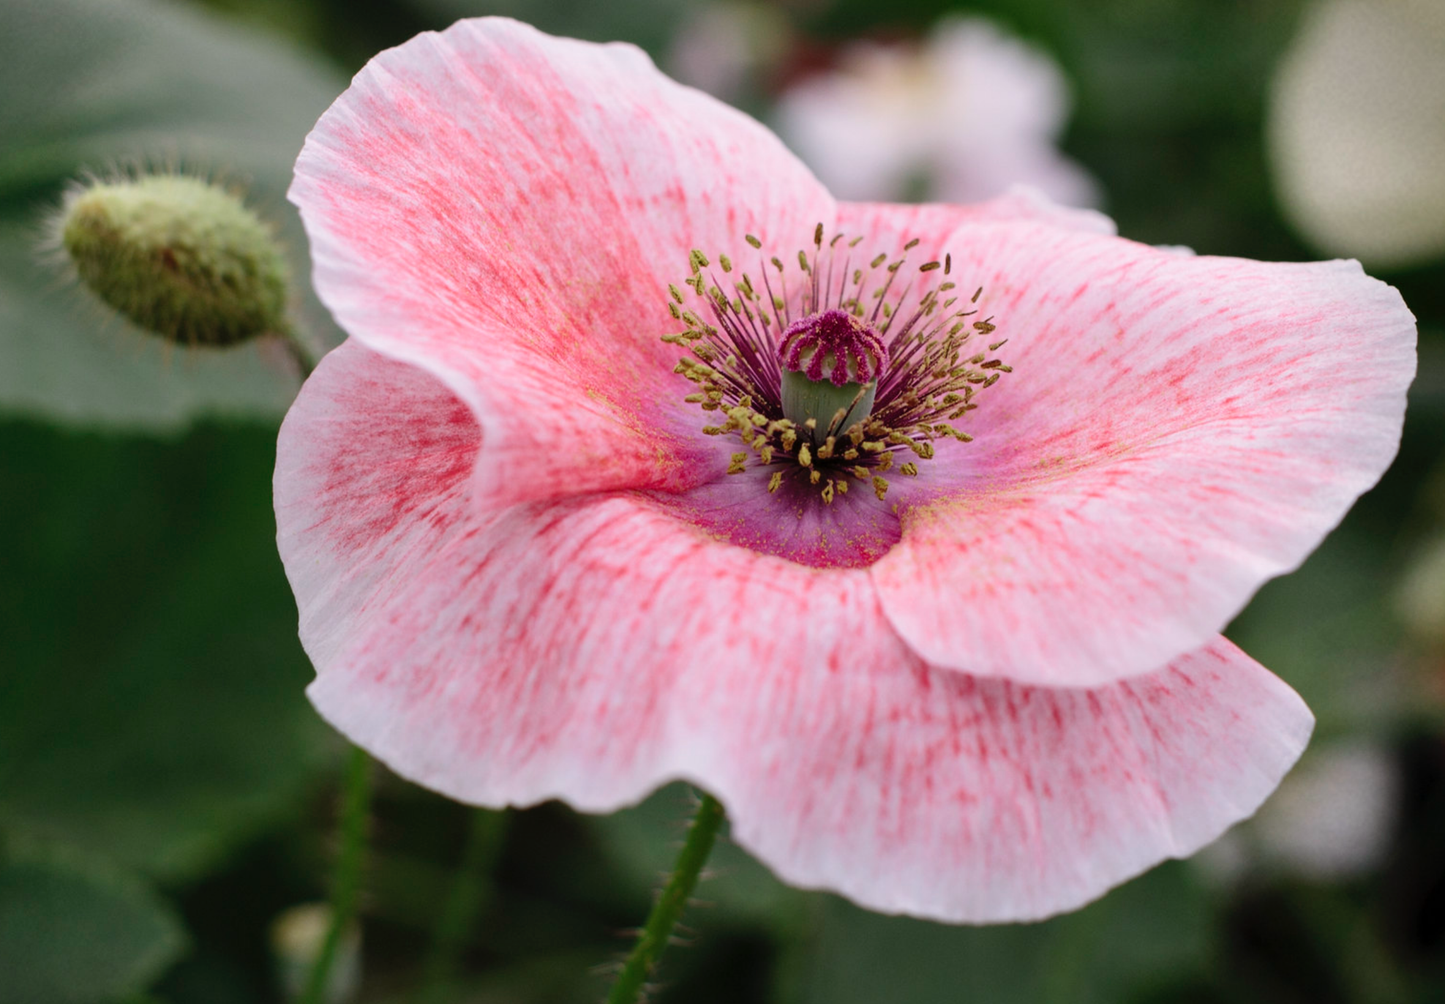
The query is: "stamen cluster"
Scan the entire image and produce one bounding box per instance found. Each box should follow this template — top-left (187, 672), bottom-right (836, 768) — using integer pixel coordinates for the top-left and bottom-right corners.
top-left (664, 223), bottom-right (1011, 504)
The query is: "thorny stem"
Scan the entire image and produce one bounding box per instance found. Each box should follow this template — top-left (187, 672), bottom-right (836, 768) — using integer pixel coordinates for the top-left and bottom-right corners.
top-left (605, 792), bottom-right (726, 1004)
top-left (301, 746), bottom-right (371, 1004)
top-left (421, 809), bottom-right (510, 1003)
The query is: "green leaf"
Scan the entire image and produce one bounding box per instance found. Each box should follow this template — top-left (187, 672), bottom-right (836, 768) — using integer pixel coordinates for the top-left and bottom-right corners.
top-left (0, 0), bottom-right (345, 431)
top-left (785, 862), bottom-right (1212, 1004)
top-left (0, 418), bottom-right (338, 879)
top-left (411, 0), bottom-right (690, 60)
top-left (1227, 526), bottom-right (1405, 740)
top-left (0, 856), bottom-right (186, 1004)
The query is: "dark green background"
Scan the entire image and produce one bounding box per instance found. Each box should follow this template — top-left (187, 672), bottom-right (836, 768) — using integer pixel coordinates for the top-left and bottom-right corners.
top-left (2, 0), bottom-right (1442, 1001)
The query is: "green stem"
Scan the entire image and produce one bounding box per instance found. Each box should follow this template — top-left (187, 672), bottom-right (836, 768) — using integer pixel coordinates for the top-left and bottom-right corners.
top-left (279, 323), bottom-right (317, 380)
top-left (421, 809), bottom-right (509, 1002)
top-left (301, 746), bottom-right (371, 1004)
top-left (605, 792), bottom-right (725, 1004)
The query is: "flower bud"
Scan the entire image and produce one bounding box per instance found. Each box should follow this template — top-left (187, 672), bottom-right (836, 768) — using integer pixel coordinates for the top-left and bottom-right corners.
top-left (57, 174), bottom-right (289, 347)
top-left (269, 902), bottom-right (361, 1004)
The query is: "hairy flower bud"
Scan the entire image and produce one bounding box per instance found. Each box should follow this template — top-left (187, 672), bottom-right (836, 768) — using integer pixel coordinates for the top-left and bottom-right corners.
top-left (57, 174), bottom-right (290, 347)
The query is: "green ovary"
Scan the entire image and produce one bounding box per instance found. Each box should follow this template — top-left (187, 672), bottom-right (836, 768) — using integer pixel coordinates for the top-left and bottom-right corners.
top-left (780, 367), bottom-right (877, 443)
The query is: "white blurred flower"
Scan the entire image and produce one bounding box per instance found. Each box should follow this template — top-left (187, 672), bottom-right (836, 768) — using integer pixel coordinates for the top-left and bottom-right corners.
top-left (1269, 0), bottom-right (1445, 269)
top-left (1256, 740), bottom-right (1400, 880)
top-left (774, 17), bottom-right (1098, 206)
top-left (1396, 534), bottom-right (1445, 645)
top-left (1197, 740), bottom-right (1400, 885)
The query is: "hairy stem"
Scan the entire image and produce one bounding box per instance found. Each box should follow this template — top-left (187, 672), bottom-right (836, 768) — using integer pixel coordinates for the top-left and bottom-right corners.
top-left (301, 746), bottom-right (371, 1004)
top-left (605, 792), bottom-right (725, 1004)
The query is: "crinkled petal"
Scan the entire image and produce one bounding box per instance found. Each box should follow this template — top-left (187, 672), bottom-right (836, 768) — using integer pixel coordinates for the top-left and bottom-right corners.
top-left (855, 203), bottom-right (1414, 686)
top-left (278, 342), bottom-right (1313, 922)
top-left (290, 16), bottom-right (833, 512)
top-left (721, 636), bottom-right (1310, 923)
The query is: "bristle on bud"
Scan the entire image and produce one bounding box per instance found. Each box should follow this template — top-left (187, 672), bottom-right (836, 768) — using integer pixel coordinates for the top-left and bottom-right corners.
top-left (56, 173), bottom-right (289, 348)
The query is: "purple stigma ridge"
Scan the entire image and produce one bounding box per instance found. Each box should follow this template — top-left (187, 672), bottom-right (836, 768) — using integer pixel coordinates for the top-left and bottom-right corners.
top-left (779, 309), bottom-right (889, 387)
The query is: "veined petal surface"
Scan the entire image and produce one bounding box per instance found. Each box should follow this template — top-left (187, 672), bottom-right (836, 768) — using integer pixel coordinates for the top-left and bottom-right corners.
top-left (277, 341), bottom-right (1313, 923)
top-left (849, 202), bottom-right (1415, 686)
top-left (290, 17), bottom-right (834, 513)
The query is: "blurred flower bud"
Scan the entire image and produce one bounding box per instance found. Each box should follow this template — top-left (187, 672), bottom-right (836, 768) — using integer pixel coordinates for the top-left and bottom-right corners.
top-left (774, 17), bottom-right (1099, 207)
top-left (270, 902), bottom-right (361, 1004)
top-left (1396, 534), bottom-right (1445, 645)
top-left (1269, 0), bottom-right (1445, 269)
top-left (56, 173), bottom-right (290, 347)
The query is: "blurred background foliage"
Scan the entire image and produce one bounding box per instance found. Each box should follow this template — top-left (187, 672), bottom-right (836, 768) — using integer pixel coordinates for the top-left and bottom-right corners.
top-left (2, 0), bottom-right (1443, 1001)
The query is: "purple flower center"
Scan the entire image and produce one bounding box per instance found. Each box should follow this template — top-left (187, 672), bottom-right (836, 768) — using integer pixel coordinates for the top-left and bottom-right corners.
top-left (663, 225), bottom-right (1011, 507)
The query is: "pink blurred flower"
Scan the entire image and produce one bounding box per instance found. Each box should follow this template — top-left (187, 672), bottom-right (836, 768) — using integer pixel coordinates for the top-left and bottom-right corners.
top-left (277, 19), bottom-right (1415, 923)
top-left (666, 2), bottom-right (792, 104)
top-left (775, 17), bottom-right (1099, 206)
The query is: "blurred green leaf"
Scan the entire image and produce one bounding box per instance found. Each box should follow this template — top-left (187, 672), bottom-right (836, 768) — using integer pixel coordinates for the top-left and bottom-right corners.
top-left (595, 789), bottom-right (1216, 1003)
top-left (784, 862), bottom-right (1211, 1004)
top-left (0, 855), bottom-right (186, 1004)
top-left (0, 0), bottom-right (345, 431)
top-left (1227, 527), bottom-right (1406, 740)
top-left (0, 418), bottom-right (337, 880)
top-left (411, 0), bottom-right (692, 60)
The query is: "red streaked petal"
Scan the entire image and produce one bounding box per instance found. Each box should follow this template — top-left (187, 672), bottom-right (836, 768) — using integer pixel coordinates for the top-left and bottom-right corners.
top-left (859, 205), bottom-right (1414, 685)
top-left (277, 343), bottom-right (1312, 922)
top-left (720, 636), bottom-right (1311, 923)
top-left (290, 17), bottom-right (833, 512)
top-left (274, 339), bottom-right (480, 670)
top-left (837, 186), bottom-right (1117, 244)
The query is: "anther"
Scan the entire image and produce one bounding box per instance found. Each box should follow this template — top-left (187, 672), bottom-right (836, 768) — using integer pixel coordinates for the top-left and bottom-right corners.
top-left (664, 230), bottom-right (1007, 509)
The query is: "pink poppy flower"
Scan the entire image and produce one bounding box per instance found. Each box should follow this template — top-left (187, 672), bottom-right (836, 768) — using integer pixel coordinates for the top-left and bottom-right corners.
top-left (276, 18), bottom-right (1415, 922)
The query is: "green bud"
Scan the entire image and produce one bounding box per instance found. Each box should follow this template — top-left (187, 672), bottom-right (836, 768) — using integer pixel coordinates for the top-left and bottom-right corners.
top-left (58, 174), bottom-right (289, 347)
